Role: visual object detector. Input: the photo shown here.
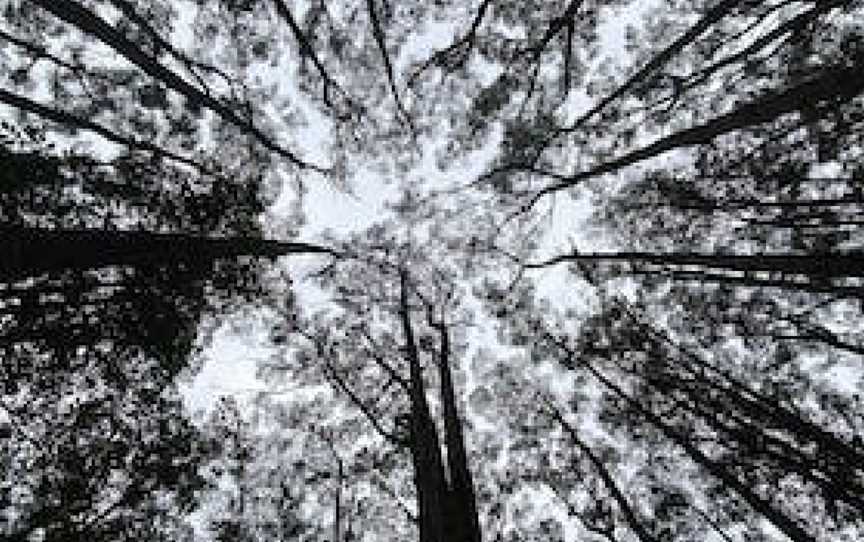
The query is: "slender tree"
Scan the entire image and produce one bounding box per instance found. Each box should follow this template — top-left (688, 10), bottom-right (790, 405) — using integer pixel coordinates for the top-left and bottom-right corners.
top-left (270, 231), bottom-right (483, 542)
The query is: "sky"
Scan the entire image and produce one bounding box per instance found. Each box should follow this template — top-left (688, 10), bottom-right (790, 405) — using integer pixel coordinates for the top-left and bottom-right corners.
top-left (179, 0), bottom-right (661, 418)
top-left (170, 5), bottom-right (666, 540)
top-left (8, 2), bottom-right (862, 541)
top-left (5, 2), bottom-right (864, 541)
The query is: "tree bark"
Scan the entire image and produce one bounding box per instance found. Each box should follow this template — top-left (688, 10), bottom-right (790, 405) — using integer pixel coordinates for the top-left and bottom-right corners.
top-left (399, 269), bottom-right (448, 542)
top-left (0, 226), bottom-right (335, 282)
top-left (435, 320), bottom-right (482, 542)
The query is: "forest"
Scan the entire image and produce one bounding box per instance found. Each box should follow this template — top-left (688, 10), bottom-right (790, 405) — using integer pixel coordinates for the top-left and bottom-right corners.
top-left (2, 0), bottom-right (863, 540)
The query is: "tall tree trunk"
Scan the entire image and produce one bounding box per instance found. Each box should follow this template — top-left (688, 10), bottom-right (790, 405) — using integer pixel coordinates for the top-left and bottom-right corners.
top-left (528, 57), bottom-right (864, 207)
top-left (0, 226), bottom-right (334, 281)
top-left (0, 88), bottom-right (214, 174)
top-left (557, 0), bottom-right (742, 136)
top-left (576, 355), bottom-right (817, 542)
top-left (435, 319), bottom-right (482, 542)
top-left (546, 402), bottom-right (658, 542)
top-left (637, 320), bottom-right (864, 467)
top-left (529, 249), bottom-right (864, 297)
top-left (399, 269), bottom-right (448, 542)
top-left (31, 0), bottom-right (326, 173)
top-left (637, 368), bottom-right (864, 510)
top-left (528, 250), bottom-right (864, 279)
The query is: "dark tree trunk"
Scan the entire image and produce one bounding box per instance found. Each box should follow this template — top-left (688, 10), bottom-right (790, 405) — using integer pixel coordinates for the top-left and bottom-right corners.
top-left (530, 57), bottom-right (864, 205)
top-left (558, 0), bottom-right (742, 136)
top-left (0, 88), bottom-right (213, 174)
top-left (638, 322), bottom-right (864, 467)
top-left (31, 0), bottom-right (325, 172)
top-left (548, 403), bottom-right (658, 542)
top-left (435, 321), bottom-right (482, 542)
top-left (638, 369), bottom-right (864, 510)
top-left (0, 226), bottom-right (334, 282)
top-left (399, 270), bottom-right (448, 542)
top-left (529, 250), bottom-right (864, 279)
top-left (580, 357), bottom-right (817, 542)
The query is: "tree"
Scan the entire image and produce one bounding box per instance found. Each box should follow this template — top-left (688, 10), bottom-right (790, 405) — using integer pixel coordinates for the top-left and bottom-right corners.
top-left (6, 0), bottom-right (326, 173)
top-left (0, 120), bottom-right (330, 540)
top-left (482, 281), bottom-right (863, 541)
top-left (194, 396), bottom-right (312, 542)
top-left (4, 1), bottom-right (864, 540)
top-left (2, 384), bottom-right (208, 542)
top-left (477, 0), bottom-right (862, 211)
top-left (267, 229), bottom-right (482, 542)
top-left (0, 121), bottom-right (332, 392)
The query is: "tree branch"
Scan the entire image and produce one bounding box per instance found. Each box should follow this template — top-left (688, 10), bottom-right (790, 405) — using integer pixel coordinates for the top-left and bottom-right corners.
top-left (359, 325), bottom-right (410, 393)
top-left (408, 0), bottom-right (494, 84)
top-left (32, 0), bottom-right (330, 173)
top-left (271, 0), bottom-right (359, 119)
top-left (365, 0), bottom-right (415, 134)
top-left (520, 60), bottom-right (864, 213)
top-left (325, 362), bottom-right (406, 448)
top-left (0, 87), bottom-right (216, 175)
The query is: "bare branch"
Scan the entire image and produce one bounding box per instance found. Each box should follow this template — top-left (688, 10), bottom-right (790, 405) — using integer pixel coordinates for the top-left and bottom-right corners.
top-left (271, 0), bottom-right (359, 119)
top-left (359, 325), bottom-right (410, 393)
top-left (325, 362), bottom-right (406, 448)
top-left (408, 0), bottom-right (494, 85)
top-left (365, 0), bottom-right (416, 134)
top-left (371, 473), bottom-right (419, 524)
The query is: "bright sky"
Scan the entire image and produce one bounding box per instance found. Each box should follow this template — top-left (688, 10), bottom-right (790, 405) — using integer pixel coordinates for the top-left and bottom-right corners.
top-left (172, 5), bottom-right (667, 540)
top-left (6, 2), bottom-right (862, 541)
top-left (180, 0), bottom-right (662, 417)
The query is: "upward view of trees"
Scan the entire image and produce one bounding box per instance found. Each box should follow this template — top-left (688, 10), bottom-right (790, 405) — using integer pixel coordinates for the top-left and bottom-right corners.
top-left (2, 0), bottom-right (863, 541)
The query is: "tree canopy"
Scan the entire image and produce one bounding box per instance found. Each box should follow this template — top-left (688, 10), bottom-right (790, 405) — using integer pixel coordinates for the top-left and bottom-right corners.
top-left (2, 1), bottom-right (864, 541)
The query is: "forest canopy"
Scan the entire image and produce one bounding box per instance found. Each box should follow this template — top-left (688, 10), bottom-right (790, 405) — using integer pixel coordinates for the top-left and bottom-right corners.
top-left (2, 0), bottom-right (864, 541)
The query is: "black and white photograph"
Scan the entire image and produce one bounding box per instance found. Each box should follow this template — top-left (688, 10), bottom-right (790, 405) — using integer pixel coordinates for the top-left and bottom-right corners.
top-left (1, 1), bottom-right (863, 540)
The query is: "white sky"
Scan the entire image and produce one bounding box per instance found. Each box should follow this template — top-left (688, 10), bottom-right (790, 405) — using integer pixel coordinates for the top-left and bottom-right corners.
top-left (173, 5), bottom-right (666, 541)
top-left (181, 0), bottom-right (661, 417)
top-left (12, 2), bottom-right (851, 540)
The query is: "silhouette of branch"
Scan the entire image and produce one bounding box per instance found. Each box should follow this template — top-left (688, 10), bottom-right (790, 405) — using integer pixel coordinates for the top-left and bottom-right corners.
top-left (33, 0), bottom-right (330, 173)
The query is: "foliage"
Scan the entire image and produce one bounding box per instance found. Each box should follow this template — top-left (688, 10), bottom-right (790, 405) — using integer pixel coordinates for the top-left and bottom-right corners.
top-left (2, 0), bottom-right (864, 541)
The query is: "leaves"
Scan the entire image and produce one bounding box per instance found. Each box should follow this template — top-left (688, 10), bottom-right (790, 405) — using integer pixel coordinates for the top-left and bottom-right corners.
top-left (3, 1), bottom-right (864, 541)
